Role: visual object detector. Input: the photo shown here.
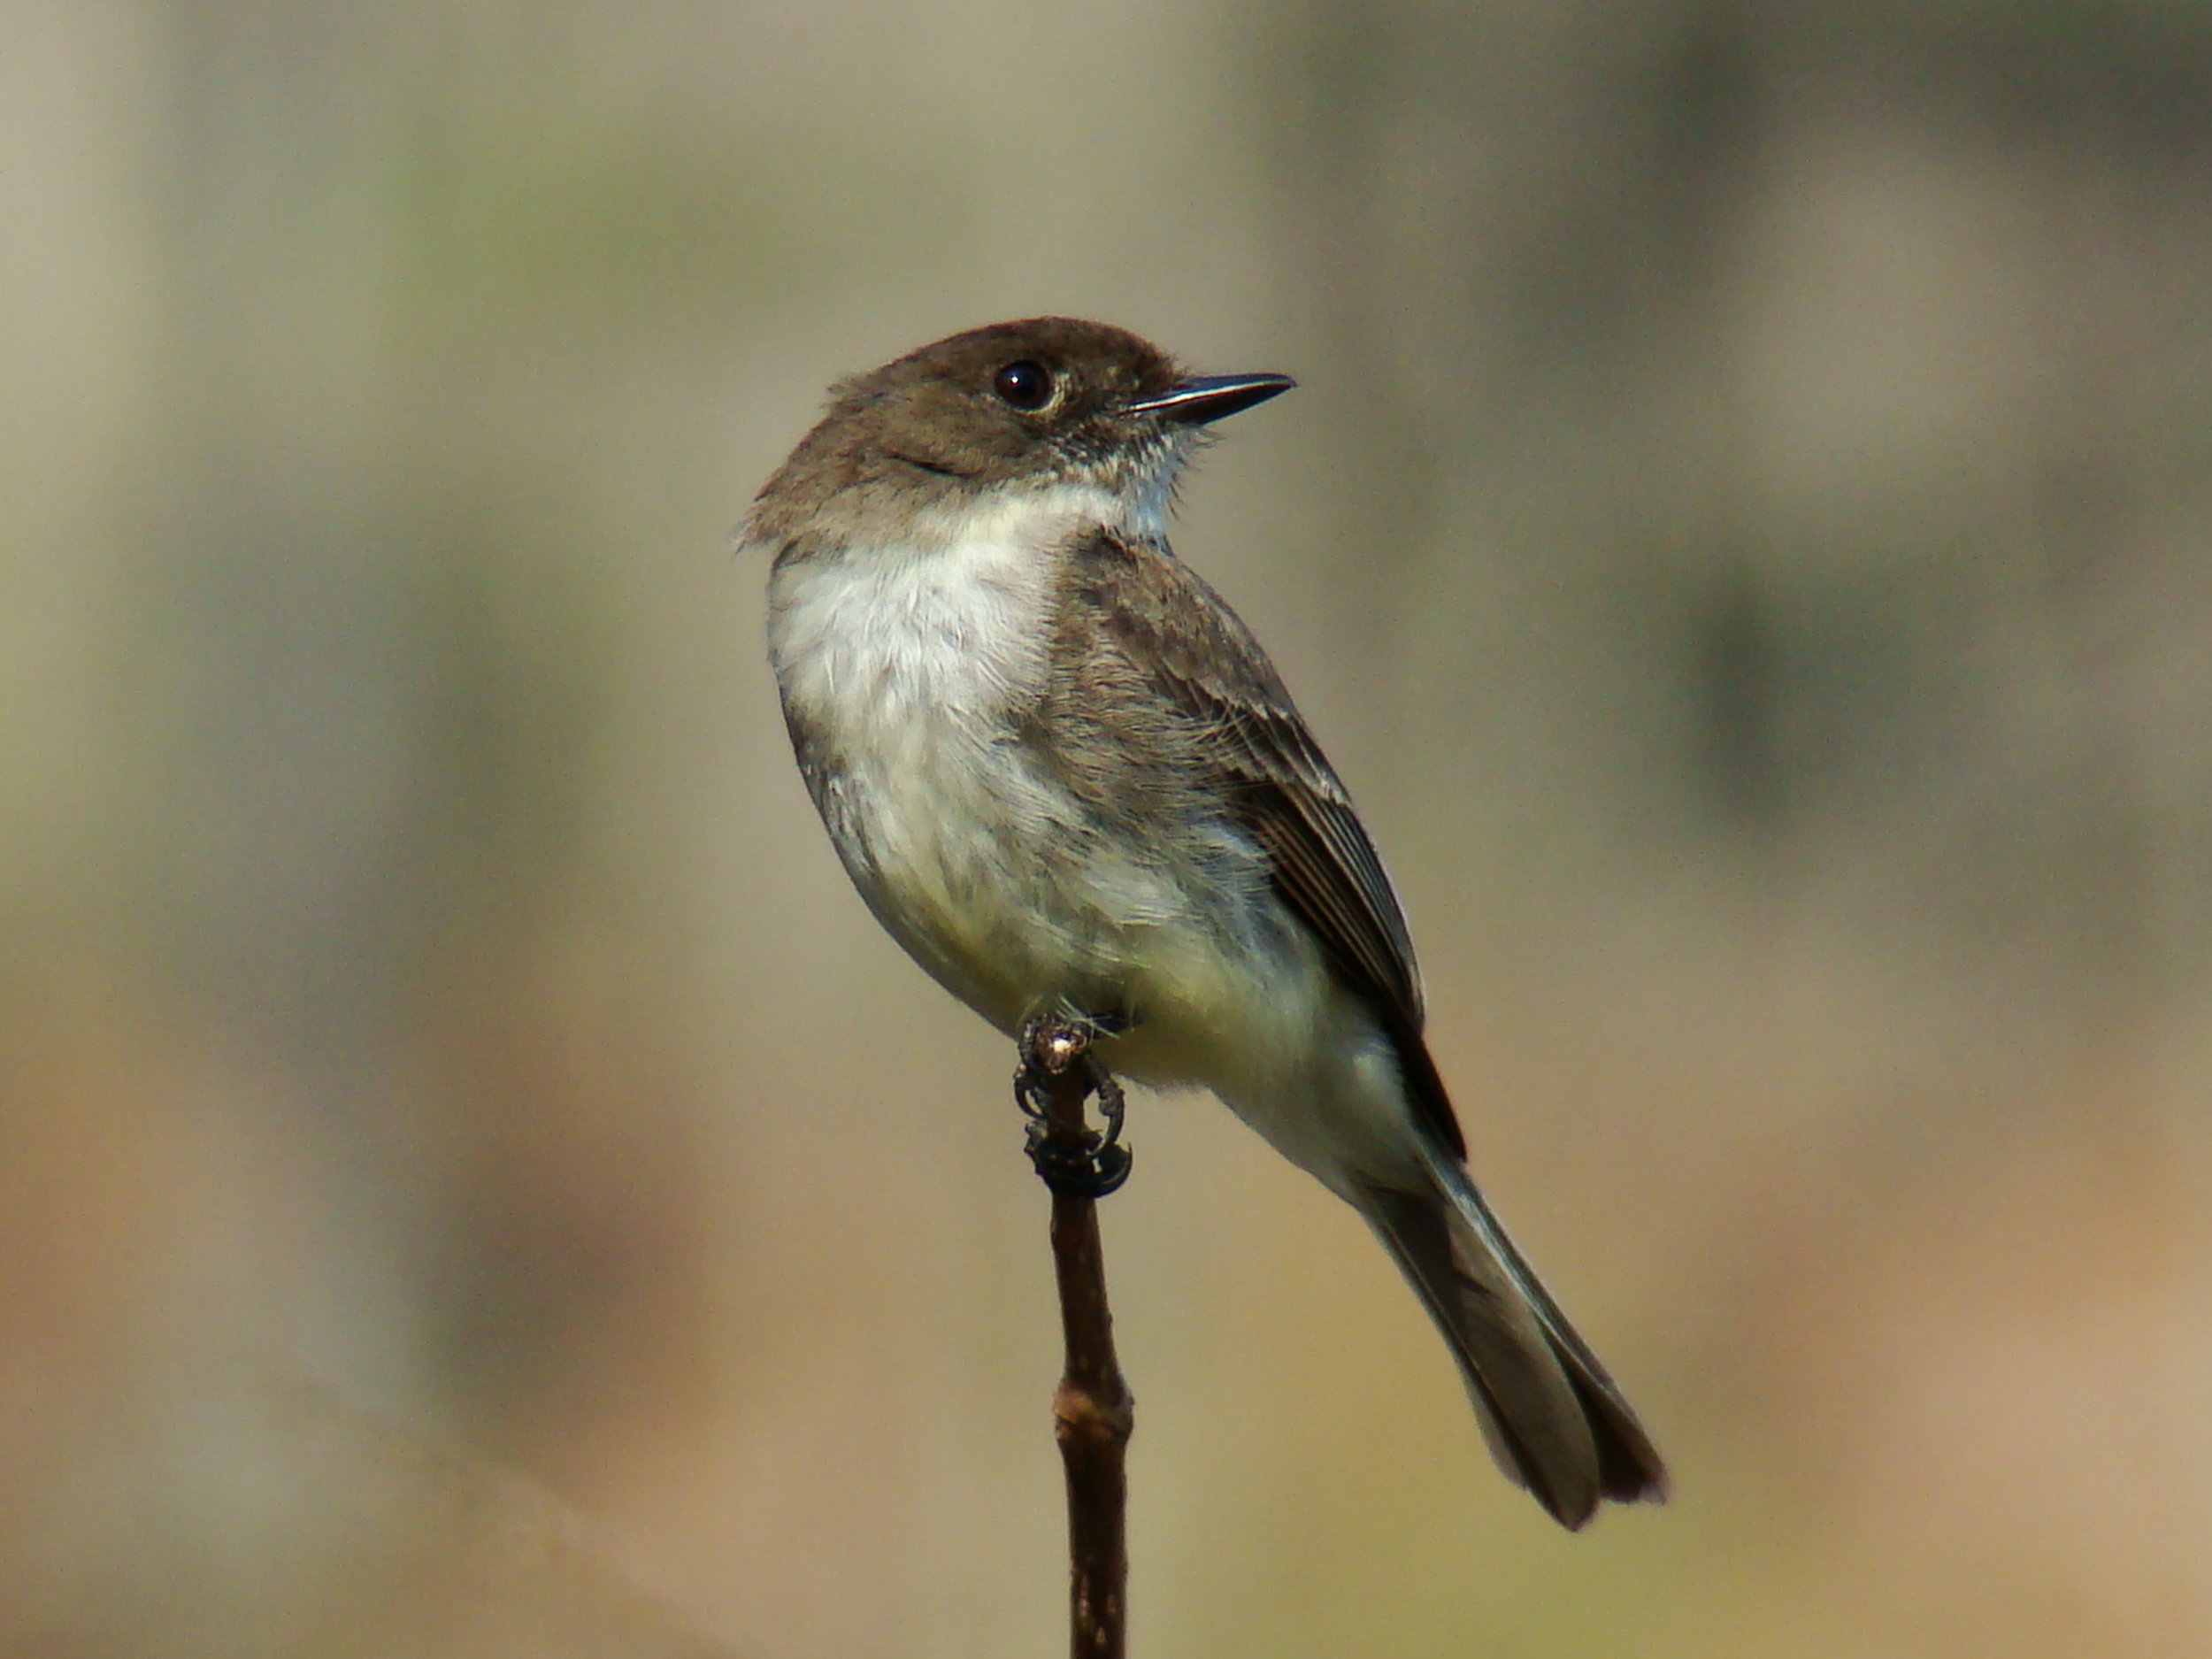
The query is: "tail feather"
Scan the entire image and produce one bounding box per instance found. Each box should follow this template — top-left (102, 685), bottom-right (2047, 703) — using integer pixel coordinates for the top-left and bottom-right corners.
top-left (1359, 1158), bottom-right (1667, 1529)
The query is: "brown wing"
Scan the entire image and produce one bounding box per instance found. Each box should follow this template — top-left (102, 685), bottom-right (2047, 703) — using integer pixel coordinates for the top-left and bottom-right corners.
top-left (1068, 533), bottom-right (1466, 1159)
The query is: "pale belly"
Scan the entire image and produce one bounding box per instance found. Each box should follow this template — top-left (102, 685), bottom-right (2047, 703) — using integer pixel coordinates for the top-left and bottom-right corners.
top-left (810, 708), bottom-right (1270, 1044)
top-left (805, 714), bottom-right (1424, 1187)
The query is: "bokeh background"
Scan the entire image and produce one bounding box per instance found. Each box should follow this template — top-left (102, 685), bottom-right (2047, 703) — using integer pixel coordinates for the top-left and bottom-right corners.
top-left (6, 1), bottom-right (2210, 1654)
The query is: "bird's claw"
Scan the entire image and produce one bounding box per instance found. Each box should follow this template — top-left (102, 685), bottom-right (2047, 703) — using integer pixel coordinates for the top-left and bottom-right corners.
top-left (1015, 1015), bottom-right (1133, 1199)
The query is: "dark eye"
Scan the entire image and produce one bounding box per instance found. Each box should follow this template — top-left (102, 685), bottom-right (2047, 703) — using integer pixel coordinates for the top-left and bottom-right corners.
top-left (992, 360), bottom-right (1055, 411)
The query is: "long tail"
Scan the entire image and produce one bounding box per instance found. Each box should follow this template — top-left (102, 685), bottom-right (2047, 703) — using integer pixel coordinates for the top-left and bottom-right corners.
top-left (1356, 1150), bottom-right (1667, 1529)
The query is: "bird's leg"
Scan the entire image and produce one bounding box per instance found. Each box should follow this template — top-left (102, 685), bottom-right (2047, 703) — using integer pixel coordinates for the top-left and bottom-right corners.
top-left (1016, 1012), bottom-right (1133, 1198)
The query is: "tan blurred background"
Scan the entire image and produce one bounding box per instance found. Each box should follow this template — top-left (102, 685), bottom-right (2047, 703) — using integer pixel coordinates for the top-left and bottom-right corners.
top-left (5, 0), bottom-right (2210, 1654)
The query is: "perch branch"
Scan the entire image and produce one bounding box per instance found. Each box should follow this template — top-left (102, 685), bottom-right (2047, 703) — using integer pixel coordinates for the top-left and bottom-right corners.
top-left (1017, 1018), bottom-right (1134, 1659)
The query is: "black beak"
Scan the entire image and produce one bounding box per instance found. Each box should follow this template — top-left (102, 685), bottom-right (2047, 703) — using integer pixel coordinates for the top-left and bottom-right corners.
top-left (1125, 372), bottom-right (1295, 425)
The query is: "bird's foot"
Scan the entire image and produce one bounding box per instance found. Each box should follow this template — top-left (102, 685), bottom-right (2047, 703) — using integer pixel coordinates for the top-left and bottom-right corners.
top-left (1015, 1014), bottom-right (1133, 1199)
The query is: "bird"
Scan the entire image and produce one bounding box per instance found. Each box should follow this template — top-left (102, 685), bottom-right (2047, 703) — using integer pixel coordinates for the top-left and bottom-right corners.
top-left (743, 317), bottom-right (1666, 1529)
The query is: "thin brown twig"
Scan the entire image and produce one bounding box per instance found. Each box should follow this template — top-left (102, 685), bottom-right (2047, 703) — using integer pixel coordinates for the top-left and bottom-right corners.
top-left (1018, 1020), bottom-right (1133, 1659)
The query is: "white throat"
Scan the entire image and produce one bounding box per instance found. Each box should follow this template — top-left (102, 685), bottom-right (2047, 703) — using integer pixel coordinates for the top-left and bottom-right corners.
top-left (906, 473), bottom-right (1171, 555)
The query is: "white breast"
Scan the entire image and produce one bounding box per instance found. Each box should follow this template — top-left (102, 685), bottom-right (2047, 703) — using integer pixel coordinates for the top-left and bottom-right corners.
top-left (765, 485), bottom-right (1096, 767)
top-left (766, 486), bottom-right (1144, 1018)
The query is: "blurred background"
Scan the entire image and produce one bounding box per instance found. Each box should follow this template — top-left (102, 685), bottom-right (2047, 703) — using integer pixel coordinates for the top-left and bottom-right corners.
top-left (4, 0), bottom-right (2209, 1654)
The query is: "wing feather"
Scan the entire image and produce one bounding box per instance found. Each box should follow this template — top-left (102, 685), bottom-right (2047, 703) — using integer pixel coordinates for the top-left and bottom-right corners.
top-left (1066, 534), bottom-right (1464, 1156)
